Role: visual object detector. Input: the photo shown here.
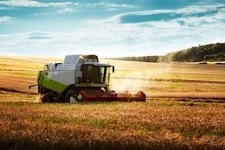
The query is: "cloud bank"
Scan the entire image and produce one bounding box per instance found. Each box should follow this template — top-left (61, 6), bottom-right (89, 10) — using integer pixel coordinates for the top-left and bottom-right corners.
top-left (0, 0), bottom-right (225, 57)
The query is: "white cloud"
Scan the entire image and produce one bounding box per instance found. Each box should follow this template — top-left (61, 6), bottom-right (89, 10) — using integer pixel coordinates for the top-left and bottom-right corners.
top-left (0, 3), bottom-right (225, 57)
top-left (0, 1), bottom-right (80, 16)
top-left (0, 0), bottom-right (45, 7)
top-left (0, 0), bottom-right (78, 8)
top-left (0, 16), bottom-right (224, 58)
top-left (0, 1), bottom-right (133, 14)
top-left (114, 3), bottom-right (225, 23)
top-left (0, 16), bottom-right (11, 23)
top-left (177, 3), bottom-right (223, 14)
top-left (90, 3), bottom-right (225, 35)
top-left (104, 3), bottom-right (135, 11)
top-left (57, 8), bottom-right (77, 14)
top-left (85, 3), bottom-right (225, 55)
top-left (0, 28), bottom-right (153, 57)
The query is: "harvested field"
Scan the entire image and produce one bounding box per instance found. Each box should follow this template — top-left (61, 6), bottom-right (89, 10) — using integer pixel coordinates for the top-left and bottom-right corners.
top-left (0, 101), bottom-right (225, 150)
top-left (0, 56), bottom-right (225, 149)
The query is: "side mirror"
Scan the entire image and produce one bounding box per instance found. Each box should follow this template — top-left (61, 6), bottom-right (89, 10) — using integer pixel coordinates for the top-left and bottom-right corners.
top-left (112, 66), bottom-right (115, 73)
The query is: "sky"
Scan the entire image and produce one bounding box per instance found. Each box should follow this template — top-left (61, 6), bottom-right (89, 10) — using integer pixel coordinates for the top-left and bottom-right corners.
top-left (0, 0), bottom-right (225, 58)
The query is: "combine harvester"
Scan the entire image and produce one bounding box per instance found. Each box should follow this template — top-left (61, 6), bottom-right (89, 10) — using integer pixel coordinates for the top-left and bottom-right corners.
top-left (30, 55), bottom-right (146, 103)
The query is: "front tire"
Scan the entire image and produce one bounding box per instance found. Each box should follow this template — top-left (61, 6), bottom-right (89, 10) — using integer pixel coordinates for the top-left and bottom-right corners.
top-left (65, 89), bottom-right (78, 103)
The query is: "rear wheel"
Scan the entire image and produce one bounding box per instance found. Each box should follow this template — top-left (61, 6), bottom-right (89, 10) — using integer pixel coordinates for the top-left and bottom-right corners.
top-left (42, 93), bottom-right (54, 103)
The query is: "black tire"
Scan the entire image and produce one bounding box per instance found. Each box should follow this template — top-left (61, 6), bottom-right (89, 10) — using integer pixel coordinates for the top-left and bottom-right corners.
top-left (42, 93), bottom-right (54, 103)
top-left (65, 89), bottom-right (78, 103)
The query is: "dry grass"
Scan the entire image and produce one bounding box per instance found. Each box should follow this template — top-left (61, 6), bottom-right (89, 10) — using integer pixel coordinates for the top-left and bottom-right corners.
top-left (0, 101), bottom-right (225, 149)
top-left (0, 56), bottom-right (225, 149)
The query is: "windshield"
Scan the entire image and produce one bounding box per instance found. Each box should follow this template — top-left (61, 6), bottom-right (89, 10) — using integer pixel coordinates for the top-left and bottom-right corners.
top-left (81, 65), bottom-right (111, 84)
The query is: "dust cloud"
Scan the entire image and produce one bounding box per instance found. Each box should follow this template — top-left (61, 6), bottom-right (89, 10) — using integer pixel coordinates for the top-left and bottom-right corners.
top-left (110, 72), bottom-right (146, 93)
top-left (109, 63), bottom-right (172, 94)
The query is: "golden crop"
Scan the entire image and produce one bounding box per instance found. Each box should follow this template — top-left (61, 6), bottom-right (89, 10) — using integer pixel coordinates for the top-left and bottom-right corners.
top-left (0, 56), bottom-right (225, 149)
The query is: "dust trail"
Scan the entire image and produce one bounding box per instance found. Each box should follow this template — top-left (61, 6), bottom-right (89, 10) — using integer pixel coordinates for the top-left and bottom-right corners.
top-left (109, 62), bottom-right (173, 93)
top-left (112, 77), bottom-right (225, 84)
top-left (110, 72), bottom-right (146, 93)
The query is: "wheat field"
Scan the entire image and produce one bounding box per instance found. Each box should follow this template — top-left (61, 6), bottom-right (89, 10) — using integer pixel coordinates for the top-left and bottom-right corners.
top-left (0, 56), bottom-right (225, 149)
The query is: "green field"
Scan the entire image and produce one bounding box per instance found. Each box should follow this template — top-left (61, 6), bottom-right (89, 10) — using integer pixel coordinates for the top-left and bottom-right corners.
top-left (0, 56), bottom-right (225, 149)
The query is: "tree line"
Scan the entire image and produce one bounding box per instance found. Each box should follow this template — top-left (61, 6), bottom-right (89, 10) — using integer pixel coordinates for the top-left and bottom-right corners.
top-left (111, 42), bottom-right (225, 62)
top-left (110, 55), bottom-right (159, 62)
top-left (158, 42), bottom-right (225, 62)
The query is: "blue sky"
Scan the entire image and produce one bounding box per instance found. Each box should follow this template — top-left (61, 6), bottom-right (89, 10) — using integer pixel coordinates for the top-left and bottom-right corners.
top-left (0, 0), bottom-right (225, 58)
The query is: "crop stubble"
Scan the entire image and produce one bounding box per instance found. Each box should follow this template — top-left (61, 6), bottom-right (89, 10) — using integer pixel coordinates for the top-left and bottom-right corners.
top-left (0, 56), bottom-right (225, 149)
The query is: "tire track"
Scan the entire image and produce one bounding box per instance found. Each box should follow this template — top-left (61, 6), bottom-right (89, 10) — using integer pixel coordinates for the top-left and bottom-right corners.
top-left (148, 95), bottom-right (225, 100)
top-left (0, 87), bottom-right (37, 95)
top-left (148, 96), bottom-right (225, 103)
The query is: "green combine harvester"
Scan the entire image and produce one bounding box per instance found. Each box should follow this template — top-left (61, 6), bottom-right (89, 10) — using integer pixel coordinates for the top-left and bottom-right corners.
top-left (30, 54), bottom-right (146, 103)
